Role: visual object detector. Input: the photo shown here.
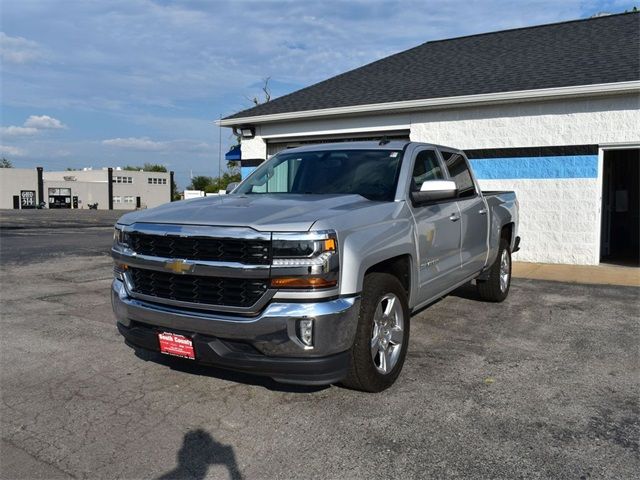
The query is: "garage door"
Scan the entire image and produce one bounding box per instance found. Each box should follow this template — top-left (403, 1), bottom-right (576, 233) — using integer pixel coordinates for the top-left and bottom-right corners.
top-left (266, 130), bottom-right (410, 158)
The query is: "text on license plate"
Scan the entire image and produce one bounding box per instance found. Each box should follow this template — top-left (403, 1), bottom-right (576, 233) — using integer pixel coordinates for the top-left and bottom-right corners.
top-left (158, 332), bottom-right (195, 360)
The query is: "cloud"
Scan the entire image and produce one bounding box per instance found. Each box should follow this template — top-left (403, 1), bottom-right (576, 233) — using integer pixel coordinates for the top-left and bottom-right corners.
top-left (0, 32), bottom-right (40, 64)
top-left (102, 136), bottom-right (211, 153)
top-left (1, 115), bottom-right (67, 139)
top-left (0, 145), bottom-right (26, 157)
top-left (103, 136), bottom-right (164, 151)
top-left (0, 126), bottom-right (39, 137)
top-left (24, 115), bottom-right (66, 129)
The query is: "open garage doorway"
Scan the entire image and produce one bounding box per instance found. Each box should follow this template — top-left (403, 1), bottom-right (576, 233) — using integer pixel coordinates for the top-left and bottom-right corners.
top-left (601, 148), bottom-right (639, 266)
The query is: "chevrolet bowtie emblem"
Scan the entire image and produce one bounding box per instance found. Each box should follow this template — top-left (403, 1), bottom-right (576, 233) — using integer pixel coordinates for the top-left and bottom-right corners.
top-left (165, 259), bottom-right (193, 274)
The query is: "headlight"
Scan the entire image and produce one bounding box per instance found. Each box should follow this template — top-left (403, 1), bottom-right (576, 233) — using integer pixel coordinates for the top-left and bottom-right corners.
top-left (272, 237), bottom-right (336, 259)
top-left (112, 226), bottom-right (130, 279)
top-left (270, 231), bottom-right (339, 289)
top-left (113, 226), bottom-right (130, 248)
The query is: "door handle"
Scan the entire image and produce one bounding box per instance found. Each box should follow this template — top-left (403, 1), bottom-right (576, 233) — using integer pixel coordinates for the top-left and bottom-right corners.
top-left (478, 208), bottom-right (487, 215)
top-left (449, 214), bottom-right (460, 222)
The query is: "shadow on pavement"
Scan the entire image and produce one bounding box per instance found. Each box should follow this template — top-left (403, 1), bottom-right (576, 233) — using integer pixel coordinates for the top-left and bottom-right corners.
top-left (157, 429), bottom-right (243, 480)
top-left (134, 349), bottom-right (328, 394)
top-left (448, 282), bottom-right (482, 301)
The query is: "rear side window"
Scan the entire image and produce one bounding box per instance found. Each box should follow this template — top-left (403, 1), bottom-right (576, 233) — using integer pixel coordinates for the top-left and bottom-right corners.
top-left (441, 151), bottom-right (476, 198)
top-left (411, 150), bottom-right (443, 191)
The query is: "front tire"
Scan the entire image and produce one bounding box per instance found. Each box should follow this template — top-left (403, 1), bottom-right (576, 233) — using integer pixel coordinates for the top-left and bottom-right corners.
top-left (477, 238), bottom-right (512, 302)
top-left (342, 273), bottom-right (410, 392)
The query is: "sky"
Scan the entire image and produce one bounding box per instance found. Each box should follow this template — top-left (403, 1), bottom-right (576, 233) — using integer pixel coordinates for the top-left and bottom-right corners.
top-left (0, 0), bottom-right (634, 188)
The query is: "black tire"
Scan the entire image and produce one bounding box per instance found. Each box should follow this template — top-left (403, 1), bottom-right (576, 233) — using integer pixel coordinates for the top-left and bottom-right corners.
top-left (341, 273), bottom-right (410, 392)
top-left (477, 238), bottom-right (512, 302)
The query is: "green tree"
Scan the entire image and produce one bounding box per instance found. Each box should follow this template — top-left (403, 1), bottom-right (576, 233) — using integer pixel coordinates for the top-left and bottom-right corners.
top-left (122, 163), bottom-right (167, 172)
top-left (0, 157), bottom-right (13, 168)
top-left (187, 172), bottom-right (241, 193)
top-left (188, 176), bottom-right (215, 191)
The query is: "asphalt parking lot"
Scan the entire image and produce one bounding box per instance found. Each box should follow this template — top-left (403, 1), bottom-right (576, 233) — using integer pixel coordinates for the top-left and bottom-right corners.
top-left (1, 211), bottom-right (638, 479)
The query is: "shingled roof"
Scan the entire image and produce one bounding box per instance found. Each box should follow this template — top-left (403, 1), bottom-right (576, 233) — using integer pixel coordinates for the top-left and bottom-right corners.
top-left (224, 12), bottom-right (639, 121)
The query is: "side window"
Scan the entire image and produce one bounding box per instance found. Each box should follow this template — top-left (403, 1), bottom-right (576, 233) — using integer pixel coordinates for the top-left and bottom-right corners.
top-left (441, 151), bottom-right (476, 198)
top-left (411, 150), bottom-right (444, 191)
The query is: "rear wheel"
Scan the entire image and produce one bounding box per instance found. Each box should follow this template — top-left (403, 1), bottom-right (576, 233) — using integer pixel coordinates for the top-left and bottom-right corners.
top-left (477, 238), bottom-right (512, 302)
top-left (342, 273), bottom-right (410, 392)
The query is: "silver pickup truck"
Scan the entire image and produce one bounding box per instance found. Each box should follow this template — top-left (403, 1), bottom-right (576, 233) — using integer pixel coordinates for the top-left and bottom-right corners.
top-left (112, 141), bottom-right (519, 392)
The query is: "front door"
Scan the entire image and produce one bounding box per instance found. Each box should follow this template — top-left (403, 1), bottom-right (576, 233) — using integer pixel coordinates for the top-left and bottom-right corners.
top-left (409, 148), bottom-right (462, 305)
top-left (441, 150), bottom-right (490, 278)
top-left (601, 148), bottom-right (640, 266)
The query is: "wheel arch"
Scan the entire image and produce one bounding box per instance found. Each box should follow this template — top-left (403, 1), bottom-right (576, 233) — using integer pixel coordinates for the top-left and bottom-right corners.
top-left (363, 254), bottom-right (413, 305)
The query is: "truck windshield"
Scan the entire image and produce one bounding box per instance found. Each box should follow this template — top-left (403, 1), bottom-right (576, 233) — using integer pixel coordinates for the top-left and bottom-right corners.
top-left (235, 149), bottom-right (403, 202)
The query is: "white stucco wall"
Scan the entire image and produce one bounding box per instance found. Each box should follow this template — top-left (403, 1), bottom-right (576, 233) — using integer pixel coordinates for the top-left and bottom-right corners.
top-left (0, 168), bottom-right (39, 209)
top-left (44, 179), bottom-right (109, 209)
top-left (240, 136), bottom-right (267, 160)
top-left (478, 178), bottom-right (601, 264)
top-left (408, 94), bottom-right (639, 148)
top-left (112, 171), bottom-right (171, 210)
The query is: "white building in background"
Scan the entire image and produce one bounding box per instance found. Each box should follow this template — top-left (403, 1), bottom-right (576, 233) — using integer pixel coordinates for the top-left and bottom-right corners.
top-left (220, 13), bottom-right (640, 266)
top-left (0, 167), bottom-right (173, 210)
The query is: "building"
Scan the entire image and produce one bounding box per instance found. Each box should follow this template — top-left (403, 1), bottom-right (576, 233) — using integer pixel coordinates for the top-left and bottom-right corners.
top-left (0, 167), bottom-right (173, 210)
top-left (220, 13), bottom-right (640, 266)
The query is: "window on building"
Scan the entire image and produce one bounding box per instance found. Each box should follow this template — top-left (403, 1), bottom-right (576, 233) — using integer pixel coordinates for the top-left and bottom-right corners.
top-left (147, 177), bottom-right (167, 185)
top-left (411, 150), bottom-right (443, 191)
top-left (441, 151), bottom-right (476, 198)
top-left (113, 176), bottom-right (133, 184)
top-left (113, 196), bottom-right (122, 203)
top-left (124, 196), bottom-right (135, 203)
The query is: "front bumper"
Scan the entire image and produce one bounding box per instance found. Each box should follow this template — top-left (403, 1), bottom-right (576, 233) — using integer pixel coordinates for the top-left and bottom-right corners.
top-left (111, 279), bottom-right (360, 384)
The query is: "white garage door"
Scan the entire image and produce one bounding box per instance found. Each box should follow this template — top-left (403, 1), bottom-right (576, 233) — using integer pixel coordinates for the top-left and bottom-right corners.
top-left (266, 130), bottom-right (410, 158)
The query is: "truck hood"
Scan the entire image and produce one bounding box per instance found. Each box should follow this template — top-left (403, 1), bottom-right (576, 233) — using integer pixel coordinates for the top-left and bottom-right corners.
top-left (116, 194), bottom-right (377, 232)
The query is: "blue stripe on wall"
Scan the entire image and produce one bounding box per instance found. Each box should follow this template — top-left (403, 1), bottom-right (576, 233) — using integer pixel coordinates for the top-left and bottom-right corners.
top-left (469, 155), bottom-right (598, 180)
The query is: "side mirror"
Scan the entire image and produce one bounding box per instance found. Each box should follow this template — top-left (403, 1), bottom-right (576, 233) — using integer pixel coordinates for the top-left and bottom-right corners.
top-left (225, 182), bottom-right (239, 194)
top-left (411, 180), bottom-right (457, 204)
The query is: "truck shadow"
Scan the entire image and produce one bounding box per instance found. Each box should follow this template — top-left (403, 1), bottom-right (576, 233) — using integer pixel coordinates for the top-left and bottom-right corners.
top-left (134, 349), bottom-right (328, 393)
top-left (448, 282), bottom-right (482, 301)
top-left (157, 429), bottom-right (243, 480)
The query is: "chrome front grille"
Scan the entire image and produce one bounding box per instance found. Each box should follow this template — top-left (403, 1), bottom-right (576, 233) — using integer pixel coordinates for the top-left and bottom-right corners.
top-left (129, 232), bottom-right (271, 264)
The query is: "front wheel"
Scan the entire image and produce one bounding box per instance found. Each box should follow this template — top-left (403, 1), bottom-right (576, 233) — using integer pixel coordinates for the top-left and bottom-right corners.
top-left (342, 273), bottom-right (410, 392)
top-left (477, 238), bottom-right (512, 302)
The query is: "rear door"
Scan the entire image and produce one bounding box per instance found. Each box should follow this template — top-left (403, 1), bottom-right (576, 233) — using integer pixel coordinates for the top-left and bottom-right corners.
top-left (409, 148), bottom-right (463, 305)
top-left (440, 150), bottom-right (489, 278)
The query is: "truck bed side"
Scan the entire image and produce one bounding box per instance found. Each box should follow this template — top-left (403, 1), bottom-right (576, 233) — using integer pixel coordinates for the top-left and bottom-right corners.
top-left (483, 190), bottom-right (519, 267)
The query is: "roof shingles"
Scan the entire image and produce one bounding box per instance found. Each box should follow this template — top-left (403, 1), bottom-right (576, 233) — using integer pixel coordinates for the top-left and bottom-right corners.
top-left (225, 12), bottom-right (639, 120)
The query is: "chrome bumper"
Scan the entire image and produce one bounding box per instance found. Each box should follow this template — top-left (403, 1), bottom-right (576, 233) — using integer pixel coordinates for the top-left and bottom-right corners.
top-left (111, 279), bottom-right (360, 357)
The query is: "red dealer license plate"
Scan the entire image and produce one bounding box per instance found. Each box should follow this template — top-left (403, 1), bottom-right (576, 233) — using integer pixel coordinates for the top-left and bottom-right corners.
top-left (158, 332), bottom-right (195, 360)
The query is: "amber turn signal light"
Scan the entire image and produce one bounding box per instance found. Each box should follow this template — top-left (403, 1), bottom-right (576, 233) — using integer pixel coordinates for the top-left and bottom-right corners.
top-left (323, 238), bottom-right (336, 251)
top-left (270, 277), bottom-right (337, 289)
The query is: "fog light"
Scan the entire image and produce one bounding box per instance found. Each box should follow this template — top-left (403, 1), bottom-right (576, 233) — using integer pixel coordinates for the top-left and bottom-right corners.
top-left (298, 319), bottom-right (314, 347)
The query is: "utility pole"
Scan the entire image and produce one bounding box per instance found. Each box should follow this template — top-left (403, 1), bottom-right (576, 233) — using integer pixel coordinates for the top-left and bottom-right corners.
top-left (218, 114), bottom-right (222, 181)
